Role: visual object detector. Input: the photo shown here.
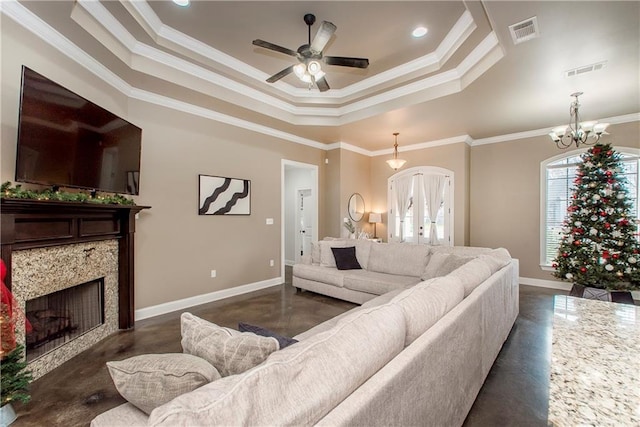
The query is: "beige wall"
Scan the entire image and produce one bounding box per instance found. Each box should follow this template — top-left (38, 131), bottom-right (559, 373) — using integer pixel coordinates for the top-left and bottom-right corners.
top-left (1, 18), bottom-right (327, 309)
top-left (339, 149), bottom-right (372, 237)
top-left (369, 142), bottom-right (471, 246)
top-left (470, 121), bottom-right (640, 282)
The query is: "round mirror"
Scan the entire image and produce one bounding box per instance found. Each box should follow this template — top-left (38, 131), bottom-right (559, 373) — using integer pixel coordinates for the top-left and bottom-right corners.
top-left (348, 193), bottom-right (365, 222)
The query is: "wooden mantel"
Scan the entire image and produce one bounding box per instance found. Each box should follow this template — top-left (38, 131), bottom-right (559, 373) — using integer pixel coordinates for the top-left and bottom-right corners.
top-left (0, 198), bottom-right (150, 329)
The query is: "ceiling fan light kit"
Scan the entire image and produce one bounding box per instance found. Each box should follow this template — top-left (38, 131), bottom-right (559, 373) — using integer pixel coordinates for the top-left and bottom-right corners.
top-left (252, 13), bottom-right (369, 92)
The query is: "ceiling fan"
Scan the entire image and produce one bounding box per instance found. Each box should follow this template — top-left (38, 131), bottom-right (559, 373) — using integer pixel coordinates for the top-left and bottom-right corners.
top-left (252, 13), bottom-right (369, 92)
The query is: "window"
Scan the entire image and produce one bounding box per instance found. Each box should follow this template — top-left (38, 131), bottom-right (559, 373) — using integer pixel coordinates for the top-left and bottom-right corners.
top-left (388, 166), bottom-right (453, 245)
top-left (541, 147), bottom-right (639, 267)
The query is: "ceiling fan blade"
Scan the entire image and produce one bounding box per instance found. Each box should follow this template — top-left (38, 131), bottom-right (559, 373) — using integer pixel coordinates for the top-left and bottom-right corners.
top-left (310, 21), bottom-right (336, 54)
top-left (324, 56), bottom-right (369, 69)
top-left (315, 75), bottom-right (330, 92)
top-left (252, 39), bottom-right (298, 57)
top-left (266, 65), bottom-right (295, 83)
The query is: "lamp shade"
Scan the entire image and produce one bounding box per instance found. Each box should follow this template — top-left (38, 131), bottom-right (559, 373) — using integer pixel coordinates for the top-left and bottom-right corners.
top-left (369, 213), bottom-right (382, 223)
top-left (386, 158), bottom-right (406, 170)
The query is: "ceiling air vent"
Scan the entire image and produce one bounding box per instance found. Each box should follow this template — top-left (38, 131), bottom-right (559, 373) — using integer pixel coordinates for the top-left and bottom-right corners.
top-left (565, 61), bottom-right (607, 78)
top-left (509, 16), bottom-right (539, 45)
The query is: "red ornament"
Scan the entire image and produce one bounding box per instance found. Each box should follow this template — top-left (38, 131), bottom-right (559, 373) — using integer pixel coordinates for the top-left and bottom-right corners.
top-left (603, 251), bottom-right (610, 259)
top-left (605, 170), bottom-right (613, 177)
top-left (620, 218), bottom-right (629, 226)
top-left (604, 223), bottom-right (611, 229)
top-left (607, 150), bottom-right (613, 156)
top-left (592, 147), bottom-right (601, 155)
top-left (600, 211), bottom-right (607, 217)
top-left (574, 240), bottom-right (581, 246)
top-left (580, 267), bottom-right (587, 272)
top-left (562, 252), bottom-right (569, 258)
top-left (612, 253), bottom-right (619, 259)
top-left (608, 179), bottom-right (615, 184)
top-left (552, 263), bottom-right (558, 269)
top-left (634, 249), bottom-right (639, 254)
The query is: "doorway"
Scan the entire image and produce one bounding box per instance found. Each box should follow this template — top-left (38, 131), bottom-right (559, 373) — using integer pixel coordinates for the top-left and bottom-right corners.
top-left (282, 160), bottom-right (318, 277)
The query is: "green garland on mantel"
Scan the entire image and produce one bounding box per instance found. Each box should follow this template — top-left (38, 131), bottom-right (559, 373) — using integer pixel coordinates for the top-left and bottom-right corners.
top-left (1, 182), bottom-right (135, 206)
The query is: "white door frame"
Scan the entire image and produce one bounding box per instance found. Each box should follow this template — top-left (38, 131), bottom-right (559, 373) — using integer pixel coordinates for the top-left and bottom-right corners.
top-left (281, 160), bottom-right (318, 279)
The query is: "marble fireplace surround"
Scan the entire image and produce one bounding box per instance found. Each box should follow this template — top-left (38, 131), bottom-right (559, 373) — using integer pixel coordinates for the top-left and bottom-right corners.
top-left (0, 198), bottom-right (148, 379)
top-left (13, 241), bottom-right (119, 379)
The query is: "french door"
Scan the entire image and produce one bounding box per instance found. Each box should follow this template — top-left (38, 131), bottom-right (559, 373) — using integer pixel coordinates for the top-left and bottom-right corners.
top-left (387, 166), bottom-right (453, 245)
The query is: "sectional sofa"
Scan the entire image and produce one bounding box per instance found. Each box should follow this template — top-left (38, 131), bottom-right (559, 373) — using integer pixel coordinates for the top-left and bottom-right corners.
top-left (293, 239), bottom-right (496, 304)
top-left (92, 240), bottom-right (518, 426)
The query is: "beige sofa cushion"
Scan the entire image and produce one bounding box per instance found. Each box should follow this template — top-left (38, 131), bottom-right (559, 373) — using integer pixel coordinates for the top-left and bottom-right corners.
top-left (479, 248), bottom-right (511, 274)
top-left (429, 246), bottom-right (492, 257)
top-left (293, 264), bottom-right (346, 287)
top-left (107, 353), bottom-right (220, 415)
top-left (353, 239), bottom-right (373, 269)
top-left (343, 270), bottom-right (420, 295)
top-left (368, 242), bottom-right (430, 277)
top-left (448, 258), bottom-right (493, 297)
top-left (149, 304), bottom-right (406, 426)
top-left (422, 252), bottom-right (475, 280)
top-left (181, 313), bottom-right (279, 377)
top-left (390, 276), bottom-right (465, 346)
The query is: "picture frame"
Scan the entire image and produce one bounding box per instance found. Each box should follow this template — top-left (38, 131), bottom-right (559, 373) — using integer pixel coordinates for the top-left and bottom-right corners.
top-left (198, 174), bottom-right (251, 215)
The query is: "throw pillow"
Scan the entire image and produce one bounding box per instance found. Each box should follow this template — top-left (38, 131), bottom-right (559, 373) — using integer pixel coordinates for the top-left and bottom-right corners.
top-left (238, 323), bottom-right (298, 349)
top-left (331, 246), bottom-right (362, 270)
top-left (181, 313), bottom-right (279, 377)
top-left (106, 353), bottom-right (220, 415)
top-left (422, 252), bottom-right (474, 280)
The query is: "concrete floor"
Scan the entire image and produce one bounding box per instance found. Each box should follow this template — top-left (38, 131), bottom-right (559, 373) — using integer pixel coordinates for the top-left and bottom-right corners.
top-left (13, 270), bottom-right (565, 427)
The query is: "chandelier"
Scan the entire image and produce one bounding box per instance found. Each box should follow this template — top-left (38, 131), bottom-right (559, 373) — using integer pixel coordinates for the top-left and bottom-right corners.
top-left (548, 92), bottom-right (609, 149)
top-left (386, 132), bottom-right (406, 170)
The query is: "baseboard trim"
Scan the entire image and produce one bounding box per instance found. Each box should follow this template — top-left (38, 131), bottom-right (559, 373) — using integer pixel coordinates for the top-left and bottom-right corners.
top-left (520, 276), bottom-right (640, 300)
top-left (135, 277), bottom-right (283, 322)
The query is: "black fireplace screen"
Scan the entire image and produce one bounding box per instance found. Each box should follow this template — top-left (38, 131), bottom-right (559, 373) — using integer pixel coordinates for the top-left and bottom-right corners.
top-left (25, 278), bottom-right (104, 362)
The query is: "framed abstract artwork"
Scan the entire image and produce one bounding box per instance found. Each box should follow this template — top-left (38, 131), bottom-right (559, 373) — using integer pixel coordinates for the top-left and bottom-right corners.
top-left (198, 174), bottom-right (251, 215)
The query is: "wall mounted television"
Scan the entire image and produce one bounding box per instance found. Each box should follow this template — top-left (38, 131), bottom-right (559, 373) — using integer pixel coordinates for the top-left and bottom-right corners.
top-left (15, 66), bottom-right (142, 195)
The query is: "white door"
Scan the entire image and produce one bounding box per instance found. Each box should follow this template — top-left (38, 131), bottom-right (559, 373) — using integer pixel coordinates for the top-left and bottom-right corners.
top-left (295, 189), bottom-right (313, 262)
top-left (388, 167), bottom-right (453, 245)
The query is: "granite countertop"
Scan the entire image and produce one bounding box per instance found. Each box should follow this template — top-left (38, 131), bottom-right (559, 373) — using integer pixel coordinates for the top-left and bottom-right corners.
top-left (548, 295), bottom-right (640, 426)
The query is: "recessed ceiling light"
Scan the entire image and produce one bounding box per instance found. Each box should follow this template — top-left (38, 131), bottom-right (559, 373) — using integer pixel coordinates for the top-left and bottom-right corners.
top-left (412, 27), bottom-right (428, 38)
top-left (173, 0), bottom-right (190, 6)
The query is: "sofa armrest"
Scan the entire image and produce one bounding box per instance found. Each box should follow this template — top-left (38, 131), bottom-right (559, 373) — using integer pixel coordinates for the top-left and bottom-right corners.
top-left (299, 254), bottom-right (312, 265)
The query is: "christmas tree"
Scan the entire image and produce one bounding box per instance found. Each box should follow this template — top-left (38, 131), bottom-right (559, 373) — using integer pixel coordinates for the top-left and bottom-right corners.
top-left (552, 143), bottom-right (640, 290)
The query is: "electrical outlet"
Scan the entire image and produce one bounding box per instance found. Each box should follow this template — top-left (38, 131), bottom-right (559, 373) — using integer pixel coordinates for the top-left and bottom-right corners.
top-left (269, 259), bottom-right (274, 267)
top-left (210, 270), bottom-right (216, 278)
top-left (266, 218), bottom-right (274, 225)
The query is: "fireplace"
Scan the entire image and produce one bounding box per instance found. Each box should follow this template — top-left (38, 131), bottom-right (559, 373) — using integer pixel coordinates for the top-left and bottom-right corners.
top-left (11, 240), bottom-right (119, 379)
top-left (1, 198), bottom-right (149, 380)
top-left (26, 278), bottom-right (105, 363)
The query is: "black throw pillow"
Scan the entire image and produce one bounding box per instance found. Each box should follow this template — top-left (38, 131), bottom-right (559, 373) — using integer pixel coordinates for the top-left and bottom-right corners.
top-left (238, 323), bottom-right (298, 349)
top-left (331, 246), bottom-right (362, 270)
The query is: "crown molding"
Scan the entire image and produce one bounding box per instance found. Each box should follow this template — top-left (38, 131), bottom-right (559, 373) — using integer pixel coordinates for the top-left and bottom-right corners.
top-left (122, 1), bottom-right (476, 102)
top-left (6, 1), bottom-right (631, 158)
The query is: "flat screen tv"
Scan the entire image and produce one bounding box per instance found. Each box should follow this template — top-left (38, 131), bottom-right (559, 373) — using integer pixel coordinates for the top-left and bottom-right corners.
top-left (15, 66), bottom-right (142, 195)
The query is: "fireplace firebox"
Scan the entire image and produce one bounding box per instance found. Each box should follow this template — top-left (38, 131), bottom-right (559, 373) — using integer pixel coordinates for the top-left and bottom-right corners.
top-left (26, 278), bottom-right (105, 362)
